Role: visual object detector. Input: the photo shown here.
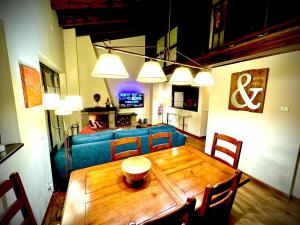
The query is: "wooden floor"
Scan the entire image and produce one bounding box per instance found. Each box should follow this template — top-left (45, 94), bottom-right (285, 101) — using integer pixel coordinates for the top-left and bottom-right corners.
top-left (43, 136), bottom-right (300, 225)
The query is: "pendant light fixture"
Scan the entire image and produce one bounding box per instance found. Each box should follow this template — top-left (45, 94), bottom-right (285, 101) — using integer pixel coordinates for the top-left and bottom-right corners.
top-left (54, 99), bottom-right (72, 116)
top-left (193, 71), bottom-right (215, 86)
top-left (65, 96), bottom-right (83, 111)
top-left (42, 93), bottom-right (60, 110)
top-left (168, 67), bottom-right (194, 85)
top-left (136, 60), bottom-right (167, 83)
top-left (91, 50), bottom-right (129, 79)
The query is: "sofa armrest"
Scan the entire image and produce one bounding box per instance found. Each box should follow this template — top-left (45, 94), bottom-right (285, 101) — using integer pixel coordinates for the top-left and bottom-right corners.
top-left (54, 147), bottom-right (71, 182)
top-left (173, 131), bottom-right (187, 147)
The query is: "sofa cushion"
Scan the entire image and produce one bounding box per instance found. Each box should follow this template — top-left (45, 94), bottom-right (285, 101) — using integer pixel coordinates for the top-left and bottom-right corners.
top-left (114, 128), bottom-right (148, 139)
top-left (72, 130), bottom-right (114, 145)
top-left (148, 125), bottom-right (176, 134)
top-left (71, 141), bottom-right (112, 170)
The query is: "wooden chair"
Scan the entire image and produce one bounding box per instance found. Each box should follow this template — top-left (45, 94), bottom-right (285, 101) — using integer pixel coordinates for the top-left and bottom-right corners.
top-left (0, 172), bottom-right (37, 225)
top-left (149, 132), bottom-right (173, 153)
top-left (111, 136), bottom-right (142, 161)
top-left (211, 132), bottom-right (243, 169)
top-left (129, 196), bottom-right (196, 225)
top-left (196, 170), bottom-right (242, 225)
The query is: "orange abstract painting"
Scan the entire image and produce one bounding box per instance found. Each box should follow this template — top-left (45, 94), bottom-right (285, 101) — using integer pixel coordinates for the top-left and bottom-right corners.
top-left (19, 63), bottom-right (42, 108)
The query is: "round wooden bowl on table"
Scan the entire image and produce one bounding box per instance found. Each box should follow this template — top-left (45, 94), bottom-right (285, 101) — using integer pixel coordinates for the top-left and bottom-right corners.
top-left (121, 156), bottom-right (151, 184)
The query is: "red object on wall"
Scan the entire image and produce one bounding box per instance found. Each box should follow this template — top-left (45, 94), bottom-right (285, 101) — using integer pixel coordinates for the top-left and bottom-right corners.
top-left (158, 104), bottom-right (163, 115)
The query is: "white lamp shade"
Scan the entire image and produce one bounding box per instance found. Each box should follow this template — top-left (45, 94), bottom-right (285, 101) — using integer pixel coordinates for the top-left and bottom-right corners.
top-left (168, 67), bottom-right (194, 85)
top-left (193, 71), bottom-right (215, 86)
top-left (55, 100), bottom-right (72, 116)
top-left (42, 93), bottom-right (60, 110)
top-left (65, 96), bottom-right (83, 111)
top-left (136, 61), bottom-right (167, 83)
top-left (91, 52), bottom-right (129, 79)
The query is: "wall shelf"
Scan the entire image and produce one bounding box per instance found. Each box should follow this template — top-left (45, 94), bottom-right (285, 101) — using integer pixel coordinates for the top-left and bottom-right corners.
top-left (0, 143), bottom-right (24, 164)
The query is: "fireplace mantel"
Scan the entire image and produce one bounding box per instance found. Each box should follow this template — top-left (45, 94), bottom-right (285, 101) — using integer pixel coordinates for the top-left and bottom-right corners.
top-left (82, 107), bottom-right (117, 112)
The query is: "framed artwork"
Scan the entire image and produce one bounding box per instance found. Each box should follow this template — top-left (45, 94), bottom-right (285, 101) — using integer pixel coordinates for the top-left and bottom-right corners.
top-left (19, 63), bottom-right (42, 108)
top-left (228, 68), bottom-right (269, 113)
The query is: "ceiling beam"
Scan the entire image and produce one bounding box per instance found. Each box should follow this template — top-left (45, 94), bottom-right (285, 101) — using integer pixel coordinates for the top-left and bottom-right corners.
top-left (61, 18), bottom-right (129, 28)
top-left (89, 29), bottom-right (144, 43)
top-left (51, 0), bottom-right (129, 10)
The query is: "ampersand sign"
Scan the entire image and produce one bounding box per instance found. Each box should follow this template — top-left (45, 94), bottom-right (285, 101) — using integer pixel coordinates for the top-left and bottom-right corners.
top-left (228, 68), bottom-right (269, 113)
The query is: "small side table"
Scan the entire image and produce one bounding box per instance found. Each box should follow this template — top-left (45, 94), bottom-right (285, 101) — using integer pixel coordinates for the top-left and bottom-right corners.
top-left (166, 112), bottom-right (191, 131)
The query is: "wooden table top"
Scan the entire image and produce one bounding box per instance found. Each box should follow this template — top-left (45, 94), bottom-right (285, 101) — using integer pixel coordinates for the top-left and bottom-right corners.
top-left (61, 145), bottom-right (250, 225)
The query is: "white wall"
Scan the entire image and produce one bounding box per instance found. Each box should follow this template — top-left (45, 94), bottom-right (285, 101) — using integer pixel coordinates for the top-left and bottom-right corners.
top-left (0, 0), bottom-right (65, 223)
top-left (0, 20), bottom-right (20, 144)
top-left (205, 50), bottom-right (300, 197)
top-left (76, 35), bottom-right (110, 108)
top-left (94, 36), bottom-right (152, 121)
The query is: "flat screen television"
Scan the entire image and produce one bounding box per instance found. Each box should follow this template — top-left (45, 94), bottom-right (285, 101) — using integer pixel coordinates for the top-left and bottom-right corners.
top-left (172, 85), bottom-right (199, 111)
top-left (119, 93), bottom-right (144, 108)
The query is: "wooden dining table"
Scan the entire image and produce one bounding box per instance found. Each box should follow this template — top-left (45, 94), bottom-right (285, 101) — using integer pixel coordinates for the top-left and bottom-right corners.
top-left (61, 145), bottom-right (249, 225)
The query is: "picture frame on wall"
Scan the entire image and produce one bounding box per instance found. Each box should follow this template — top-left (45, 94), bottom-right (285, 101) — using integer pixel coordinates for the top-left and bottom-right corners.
top-left (19, 63), bottom-right (42, 108)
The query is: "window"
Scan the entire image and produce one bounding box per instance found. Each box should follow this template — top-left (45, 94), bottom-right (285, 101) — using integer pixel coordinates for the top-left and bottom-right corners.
top-left (210, 0), bottom-right (227, 49)
top-left (156, 26), bottom-right (178, 67)
top-left (40, 63), bottom-right (63, 152)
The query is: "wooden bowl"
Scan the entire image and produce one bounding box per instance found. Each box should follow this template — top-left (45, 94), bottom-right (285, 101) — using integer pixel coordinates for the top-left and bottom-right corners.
top-left (122, 156), bottom-right (151, 184)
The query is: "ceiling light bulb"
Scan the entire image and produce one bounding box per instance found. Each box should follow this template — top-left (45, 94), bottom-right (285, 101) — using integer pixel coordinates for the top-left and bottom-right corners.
top-left (136, 61), bottom-right (167, 83)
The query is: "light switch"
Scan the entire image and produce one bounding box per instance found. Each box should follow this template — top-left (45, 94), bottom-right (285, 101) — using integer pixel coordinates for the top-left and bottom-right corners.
top-left (280, 106), bottom-right (290, 112)
top-left (284, 106), bottom-right (290, 112)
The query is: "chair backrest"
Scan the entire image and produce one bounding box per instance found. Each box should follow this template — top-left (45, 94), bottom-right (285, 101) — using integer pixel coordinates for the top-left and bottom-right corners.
top-left (111, 136), bottom-right (142, 161)
top-left (0, 172), bottom-right (37, 225)
top-left (129, 196), bottom-right (196, 225)
top-left (149, 132), bottom-right (173, 153)
top-left (198, 170), bottom-right (242, 225)
top-left (211, 132), bottom-right (243, 169)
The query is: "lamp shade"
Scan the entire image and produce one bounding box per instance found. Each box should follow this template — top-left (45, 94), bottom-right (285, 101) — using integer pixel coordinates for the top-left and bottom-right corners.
top-left (193, 71), bottom-right (215, 86)
top-left (168, 67), bottom-right (194, 85)
top-left (136, 61), bottom-right (167, 83)
top-left (91, 52), bottom-right (129, 79)
top-left (42, 93), bottom-right (60, 110)
top-left (55, 100), bottom-right (72, 116)
top-left (65, 95), bottom-right (83, 111)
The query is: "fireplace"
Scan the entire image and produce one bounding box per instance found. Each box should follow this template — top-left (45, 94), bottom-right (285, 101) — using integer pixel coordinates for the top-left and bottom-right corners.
top-left (81, 107), bottom-right (116, 130)
top-left (89, 113), bottom-right (109, 129)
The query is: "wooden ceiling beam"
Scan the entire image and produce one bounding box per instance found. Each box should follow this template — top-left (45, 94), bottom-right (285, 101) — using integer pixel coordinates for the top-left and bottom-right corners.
top-left (56, 5), bottom-right (144, 27)
top-left (61, 18), bottom-right (129, 28)
top-left (76, 23), bottom-right (143, 36)
top-left (51, 0), bottom-right (129, 10)
top-left (89, 29), bottom-right (144, 42)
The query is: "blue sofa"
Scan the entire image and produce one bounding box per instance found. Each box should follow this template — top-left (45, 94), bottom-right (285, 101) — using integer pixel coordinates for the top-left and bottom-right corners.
top-left (54, 125), bottom-right (186, 183)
